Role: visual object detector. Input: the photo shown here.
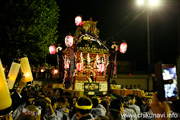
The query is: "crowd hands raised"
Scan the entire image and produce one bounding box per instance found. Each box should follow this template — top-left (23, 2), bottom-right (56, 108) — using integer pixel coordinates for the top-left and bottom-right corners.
top-left (0, 77), bottom-right (180, 120)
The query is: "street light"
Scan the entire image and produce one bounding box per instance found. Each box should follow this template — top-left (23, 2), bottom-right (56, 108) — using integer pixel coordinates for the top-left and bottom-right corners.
top-left (136, 0), bottom-right (160, 71)
top-left (148, 0), bottom-right (159, 6)
top-left (137, 0), bottom-right (160, 7)
top-left (137, 0), bottom-right (144, 5)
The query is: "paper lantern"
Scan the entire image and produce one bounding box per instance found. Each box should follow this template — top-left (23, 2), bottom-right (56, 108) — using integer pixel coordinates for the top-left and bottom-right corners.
top-left (7, 62), bottom-right (20, 89)
top-left (75, 16), bottom-right (82, 26)
top-left (0, 59), bottom-right (12, 110)
top-left (20, 57), bottom-right (33, 82)
top-left (65, 35), bottom-right (73, 47)
top-left (77, 63), bottom-right (83, 71)
top-left (119, 41), bottom-right (127, 54)
top-left (49, 45), bottom-right (56, 54)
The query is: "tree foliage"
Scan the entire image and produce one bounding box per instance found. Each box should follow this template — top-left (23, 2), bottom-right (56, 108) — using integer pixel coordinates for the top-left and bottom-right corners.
top-left (0, 0), bottom-right (59, 64)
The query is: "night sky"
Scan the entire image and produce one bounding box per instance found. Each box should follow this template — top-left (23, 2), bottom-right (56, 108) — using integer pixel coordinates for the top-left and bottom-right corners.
top-left (57, 0), bottom-right (179, 71)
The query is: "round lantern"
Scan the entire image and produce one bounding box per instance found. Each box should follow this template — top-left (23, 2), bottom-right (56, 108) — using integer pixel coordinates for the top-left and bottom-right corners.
top-left (65, 35), bottom-right (73, 47)
top-left (75, 16), bottom-right (82, 26)
top-left (49, 45), bottom-right (56, 54)
top-left (119, 41), bottom-right (127, 54)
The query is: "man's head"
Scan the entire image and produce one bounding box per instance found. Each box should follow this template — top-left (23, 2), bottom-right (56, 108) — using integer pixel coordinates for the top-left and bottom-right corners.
top-left (109, 99), bottom-right (124, 113)
top-left (17, 105), bottom-right (41, 120)
top-left (127, 94), bottom-right (136, 105)
top-left (123, 96), bottom-right (131, 107)
top-left (108, 99), bottom-right (123, 119)
top-left (56, 96), bottom-right (67, 108)
top-left (76, 97), bottom-right (93, 115)
top-left (145, 97), bottom-right (153, 107)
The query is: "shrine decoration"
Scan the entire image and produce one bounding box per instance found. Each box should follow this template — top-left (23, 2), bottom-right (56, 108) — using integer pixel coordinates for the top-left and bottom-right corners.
top-left (87, 53), bottom-right (90, 64)
top-left (70, 49), bottom-right (74, 76)
top-left (98, 64), bottom-right (105, 72)
top-left (64, 55), bottom-right (70, 69)
top-left (80, 52), bottom-right (84, 65)
top-left (77, 63), bottom-right (83, 71)
top-left (56, 46), bottom-right (62, 53)
top-left (96, 54), bottom-right (100, 64)
top-left (62, 17), bottom-right (110, 93)
top-left (111, 43), bottom-right (119, 51)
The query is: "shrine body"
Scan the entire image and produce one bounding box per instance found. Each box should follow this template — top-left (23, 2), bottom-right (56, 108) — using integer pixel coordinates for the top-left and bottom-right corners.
top-left (61, 18), bottom-right (112, 95)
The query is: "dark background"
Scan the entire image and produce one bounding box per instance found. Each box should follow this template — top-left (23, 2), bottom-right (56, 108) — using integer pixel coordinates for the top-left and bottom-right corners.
top-left (56, 0), bottom-right (180, 71)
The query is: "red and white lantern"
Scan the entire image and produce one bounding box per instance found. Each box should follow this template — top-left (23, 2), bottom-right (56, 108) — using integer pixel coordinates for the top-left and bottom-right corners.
top-left (65, 35), bottom-right (73, 47)
top-left (49, 45), bottom-right (56, 54)
top-left (119, 41), bottom-right (127, 54)
top-left (75, 16), bottom-right (82, 26)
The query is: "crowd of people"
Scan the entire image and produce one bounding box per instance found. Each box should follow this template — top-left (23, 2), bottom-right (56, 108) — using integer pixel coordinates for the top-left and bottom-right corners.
top-left (0, 77), bottom-right (180, 120)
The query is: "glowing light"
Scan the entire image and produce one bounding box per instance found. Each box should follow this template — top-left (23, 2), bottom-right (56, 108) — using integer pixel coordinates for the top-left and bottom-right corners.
top-left (25, 73), bottom-right (30, 77)
top-left (148, 0), bottom-right (159, 6)
top-left (54, 69), bottom-right (58, 74)
top-left (65, 35), bottom-right (73, 47)
top-left (137, 0), bottom-right (144, 5)
top-left (40, 69), bottom-right (45, 72)
top-left (75, 16), bottom-right (82, 26)
top-left (9, 76), bottom-right (14, 80)
top-left (20, 57), bottom-right (33, 82)
top-left (119, 41), bottom-right (127, 54)
top-left (49, 45), bottom-right (56, 54)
